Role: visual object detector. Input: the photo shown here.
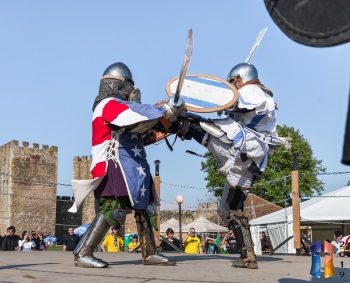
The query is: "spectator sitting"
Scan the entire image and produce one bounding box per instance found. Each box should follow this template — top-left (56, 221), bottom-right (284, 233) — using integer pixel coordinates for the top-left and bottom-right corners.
top-left (183, 228), bottom-right (203, 254)
top-left (331, 230), bottom-right (344, 256)
top-left (300, 230), bottom-right (312, 254)
top-left (221, 230), bottom-right (239, 254)
top-left (160, 228), bottom-right (180, 252)
top-left (63, 227), bottom-right (80, 251)
top-left (101, 227), bottom-right (124, 252)
top-left (0, 226), bottom-right (21, 251)
top-left (31, 231), bottom-right (40, 250)
top-left (261, 232), bottom-right (270, 253)
top-left (18, 231), bottom-right (36, 251)
top-left (128, 234), bottom-right (141, 252)
top-left (205, 237), bottom-right (219, 254)
top-left (36, 231), bottom-right (47, 251)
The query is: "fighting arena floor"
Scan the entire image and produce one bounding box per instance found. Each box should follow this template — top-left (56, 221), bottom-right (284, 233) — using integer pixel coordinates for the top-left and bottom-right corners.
top-left (0, 252), bottom-right (348, 283)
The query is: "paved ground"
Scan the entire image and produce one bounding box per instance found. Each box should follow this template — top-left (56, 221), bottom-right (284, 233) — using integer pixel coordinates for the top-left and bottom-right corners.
top-left (0, 251), bottom-right (349, 283)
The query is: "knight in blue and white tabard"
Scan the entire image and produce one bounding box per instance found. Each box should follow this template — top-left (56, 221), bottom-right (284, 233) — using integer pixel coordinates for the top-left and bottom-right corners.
top-left (180, 63), bottom-right (289, 269)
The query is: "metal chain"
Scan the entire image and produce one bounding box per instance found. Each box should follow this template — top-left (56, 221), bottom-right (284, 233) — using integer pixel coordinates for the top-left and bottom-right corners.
top-left (1, 170), bottom-right (350, 190)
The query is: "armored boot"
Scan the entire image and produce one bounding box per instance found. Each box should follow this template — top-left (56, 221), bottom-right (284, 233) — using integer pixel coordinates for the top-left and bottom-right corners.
top-left (135, 210), bottom-right (176, 266)
top-left (229, 211), bottom-right (258, 269)
top-left (73, 212), bottom-right (110, 268)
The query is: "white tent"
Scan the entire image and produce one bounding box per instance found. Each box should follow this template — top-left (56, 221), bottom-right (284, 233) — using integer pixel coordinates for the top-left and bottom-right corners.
top-left (250, 186), bottom-right (350, 255)
top-left (176, 216), bottom-right (228, 233)
top-left (160, 217), bottom-right (179, 233)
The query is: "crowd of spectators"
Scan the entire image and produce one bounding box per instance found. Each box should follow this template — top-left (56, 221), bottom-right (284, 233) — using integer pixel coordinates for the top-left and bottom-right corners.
top-left (0, 226), bottom-right (48, 251)
top-left (159, 227), bottom-right (272, 255)
top-left (1, 225), bottom-right (271, 255)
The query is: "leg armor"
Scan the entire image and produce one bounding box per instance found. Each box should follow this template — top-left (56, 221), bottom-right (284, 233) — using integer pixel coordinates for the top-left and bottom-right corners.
top-left (181, 115), bottom-right (231, 145)
top-left (217, 182), bottom-right (231, 223)
top-left (218, 184), bottom-right (247, 224)
top-left (227, 187), bottom-right (246, 211)
top-left (134, 210), bottom-right (176, 266)
top-left (227, 188), bottom-right (258, 269)
top-left (229, 214), bottom-right (258, 269)
top-left (73, 212), bottom-right (110, 268)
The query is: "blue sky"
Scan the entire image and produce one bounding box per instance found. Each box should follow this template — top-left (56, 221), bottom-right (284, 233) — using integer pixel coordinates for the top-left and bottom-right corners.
top-left (1, 1), bottom-right (349, 210)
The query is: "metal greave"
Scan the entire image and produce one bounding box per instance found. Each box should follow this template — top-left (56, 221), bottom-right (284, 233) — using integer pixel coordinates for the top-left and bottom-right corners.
top-left (73, 212), bottom-right (110, 257)
top-left (229, 215), bottom-right (255, 259)
top-left (135, 210), bottom-right (157, 259)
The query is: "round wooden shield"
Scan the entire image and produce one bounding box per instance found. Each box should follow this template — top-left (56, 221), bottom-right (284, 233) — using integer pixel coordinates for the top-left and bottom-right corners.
top-left (166, 74), bottom-right (238, 113)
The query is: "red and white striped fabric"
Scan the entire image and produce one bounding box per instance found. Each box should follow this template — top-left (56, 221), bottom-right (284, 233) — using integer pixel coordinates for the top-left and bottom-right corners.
top-left (68, 97), bottom-right (164, 213)
top-left (90, 97), bottom-right (164, 179)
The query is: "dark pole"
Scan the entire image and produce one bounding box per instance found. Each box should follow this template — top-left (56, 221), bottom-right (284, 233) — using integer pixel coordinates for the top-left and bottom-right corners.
top-left (154, 160), bottom-right (160, 176)
top-left (154, 160), bottom-right (161, 246)
top-left (179, 203), bottom-right (182, 250)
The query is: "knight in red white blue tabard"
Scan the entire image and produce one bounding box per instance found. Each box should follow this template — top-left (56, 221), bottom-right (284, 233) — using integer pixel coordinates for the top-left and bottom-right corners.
top-left (68, 62), bottom-right (184, 268)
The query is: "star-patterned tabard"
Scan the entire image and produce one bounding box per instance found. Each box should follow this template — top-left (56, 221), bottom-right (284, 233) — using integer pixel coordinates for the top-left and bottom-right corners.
top-left (69, 97), bottom-right (164, 213)
top-left (117, 133), bottom-right (151, 209)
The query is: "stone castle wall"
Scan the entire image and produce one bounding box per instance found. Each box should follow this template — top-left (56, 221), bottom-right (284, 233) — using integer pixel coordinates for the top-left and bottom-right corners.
top-left (0, 140), bottom-right (58, 235)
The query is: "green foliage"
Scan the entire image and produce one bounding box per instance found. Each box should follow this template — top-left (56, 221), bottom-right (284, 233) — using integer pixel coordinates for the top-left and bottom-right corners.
top-left (200, 125), bottom-right (325, 205)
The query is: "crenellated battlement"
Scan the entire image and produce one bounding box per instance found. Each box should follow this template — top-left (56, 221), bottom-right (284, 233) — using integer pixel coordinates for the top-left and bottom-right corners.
top-left (0, 139), bottom-right (58, 236)
top-left (4, 140), bottom-right (58, 152)
top-left (74, 155), bottom-right (92, 162)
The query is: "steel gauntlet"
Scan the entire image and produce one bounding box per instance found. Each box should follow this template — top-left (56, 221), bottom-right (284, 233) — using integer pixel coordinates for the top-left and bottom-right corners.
top-left (162, 96), bottom-right (186, 123)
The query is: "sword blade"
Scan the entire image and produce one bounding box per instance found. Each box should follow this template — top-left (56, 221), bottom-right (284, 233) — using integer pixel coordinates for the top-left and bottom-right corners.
top-left (174, 28), bottom-right (194, 104)
top-left (245, 27), bottom-right (268, 64)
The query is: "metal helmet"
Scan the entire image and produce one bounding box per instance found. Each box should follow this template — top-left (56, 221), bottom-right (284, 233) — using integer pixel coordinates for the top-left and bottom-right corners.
top-left (102, 62), bottom-right (133, 83)
top-left (227, 63), bottom-right (258, 84)
top-left (92, 62), bottom-right (137, 111)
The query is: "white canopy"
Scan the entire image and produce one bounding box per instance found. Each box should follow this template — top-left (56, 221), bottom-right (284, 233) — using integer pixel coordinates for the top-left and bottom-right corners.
top-left (176, 216), bottom-right (228, 233)
top-left (250, 186), bottom-right (350, 255)
top-left (160, 217), bottom-right (179, 233)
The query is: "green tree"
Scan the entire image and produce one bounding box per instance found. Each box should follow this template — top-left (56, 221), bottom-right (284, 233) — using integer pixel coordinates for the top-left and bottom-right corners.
top-left (200, 125), bottom-right (325, 205)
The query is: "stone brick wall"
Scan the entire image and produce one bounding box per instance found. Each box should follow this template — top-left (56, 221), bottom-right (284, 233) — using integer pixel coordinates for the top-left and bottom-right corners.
top-left (0, 141), bottom-right (13, 234)
top-left (0, 140), bottom-right (58, 235)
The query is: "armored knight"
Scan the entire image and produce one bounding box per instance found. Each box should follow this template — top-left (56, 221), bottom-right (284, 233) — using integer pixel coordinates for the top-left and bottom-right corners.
top-left (68, 62), bottom-right (184, 268)
top-left (179, 63), bottom-right (288, 269)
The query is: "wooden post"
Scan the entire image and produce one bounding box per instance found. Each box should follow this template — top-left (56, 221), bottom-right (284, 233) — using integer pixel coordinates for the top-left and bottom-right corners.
top-left (292, 153), bottom-right (301, 255)
top-left (154, 160), bottom-right (161, 247)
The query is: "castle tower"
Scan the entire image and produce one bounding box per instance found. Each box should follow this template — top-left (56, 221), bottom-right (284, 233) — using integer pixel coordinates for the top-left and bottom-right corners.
top-left (0, 140), bottom-right (58, 235)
